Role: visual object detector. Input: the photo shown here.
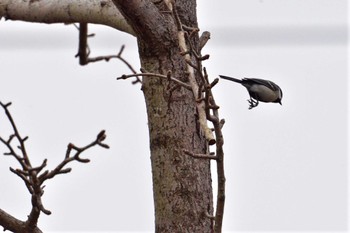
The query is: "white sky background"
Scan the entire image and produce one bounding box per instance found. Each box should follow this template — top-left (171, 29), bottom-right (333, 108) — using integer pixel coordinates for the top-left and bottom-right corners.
top-left (0, 0), bottom-right (348, 232)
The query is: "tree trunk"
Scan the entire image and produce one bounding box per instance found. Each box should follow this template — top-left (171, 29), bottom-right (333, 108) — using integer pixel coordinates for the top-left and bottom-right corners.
top-left (114, 0), bottom-right (214, 232)
top-left (143, 56), bottom-right (213, 232)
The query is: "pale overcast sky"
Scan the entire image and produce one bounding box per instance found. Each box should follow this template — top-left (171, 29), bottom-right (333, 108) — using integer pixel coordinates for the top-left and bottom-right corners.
top-left (0, 0), bottom-right (348, 232)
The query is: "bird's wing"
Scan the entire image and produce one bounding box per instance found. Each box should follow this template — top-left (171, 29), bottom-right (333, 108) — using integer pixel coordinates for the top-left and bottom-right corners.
top-left (243, 78), bottom-right (280, 91)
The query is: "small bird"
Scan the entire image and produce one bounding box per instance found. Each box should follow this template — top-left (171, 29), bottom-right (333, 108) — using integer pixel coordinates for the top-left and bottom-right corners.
top-left (219, 75), bottom-right (283, 109)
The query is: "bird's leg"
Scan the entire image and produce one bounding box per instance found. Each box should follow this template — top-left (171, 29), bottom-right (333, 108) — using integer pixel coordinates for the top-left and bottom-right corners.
top-left (248, 98), bottom-right (259, 109)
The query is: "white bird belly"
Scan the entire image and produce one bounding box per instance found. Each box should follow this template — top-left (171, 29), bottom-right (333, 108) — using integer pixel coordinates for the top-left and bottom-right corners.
top-left (250, 85), bottom-right (278, 102)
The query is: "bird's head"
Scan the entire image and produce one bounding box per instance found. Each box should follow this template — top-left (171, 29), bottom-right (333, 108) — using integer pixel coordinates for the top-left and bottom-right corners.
top-left (276, 88), bottom-right (283, 105)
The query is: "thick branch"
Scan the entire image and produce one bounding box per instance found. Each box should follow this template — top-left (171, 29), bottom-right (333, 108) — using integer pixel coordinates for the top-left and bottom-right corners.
top-left (112, 0), bottom-right (177, 54)
top-left (0, 0), bottom-right (134, 35)
top-left (0, 209), bottom-right (42, 233)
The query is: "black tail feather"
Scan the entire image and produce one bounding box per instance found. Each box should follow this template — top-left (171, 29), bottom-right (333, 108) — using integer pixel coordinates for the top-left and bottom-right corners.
top-left (219, 75), bottom-right (242, 83)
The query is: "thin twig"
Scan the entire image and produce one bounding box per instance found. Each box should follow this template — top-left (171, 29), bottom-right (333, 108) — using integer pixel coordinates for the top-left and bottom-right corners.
top-left (117, 72), bottom-right (192, 90)
top-left (183, 149), bottom-right (217, 160)
top-left (76, 23), bottom-right (89, 65)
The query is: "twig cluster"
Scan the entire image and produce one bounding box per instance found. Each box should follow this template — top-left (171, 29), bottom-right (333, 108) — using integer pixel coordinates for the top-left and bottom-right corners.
top-left (0, 102), bottom-right (109, 232)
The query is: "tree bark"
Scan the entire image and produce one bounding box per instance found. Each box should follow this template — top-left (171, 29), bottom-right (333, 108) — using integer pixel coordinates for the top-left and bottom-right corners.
top-left (0, 209), bottom-right (42, 233)
top-left (114, 0), bottom-right (214, 232)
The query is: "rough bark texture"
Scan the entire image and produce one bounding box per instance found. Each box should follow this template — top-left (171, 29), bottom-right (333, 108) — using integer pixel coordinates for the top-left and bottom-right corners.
top-left (114, 0), bottom-right (213, 232)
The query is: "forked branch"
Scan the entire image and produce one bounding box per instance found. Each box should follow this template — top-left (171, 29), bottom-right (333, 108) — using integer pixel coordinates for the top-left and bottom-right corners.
top-left (75, 23), bottom-right (141, 84)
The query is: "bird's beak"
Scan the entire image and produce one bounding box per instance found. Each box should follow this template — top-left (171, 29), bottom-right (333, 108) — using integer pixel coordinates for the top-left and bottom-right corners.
top-left (279, 100), bottom-right (282, 105)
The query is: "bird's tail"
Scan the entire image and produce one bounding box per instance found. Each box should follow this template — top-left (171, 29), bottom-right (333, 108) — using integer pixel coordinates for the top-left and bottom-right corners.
top-left (219, 75), bottom-right (242, 83)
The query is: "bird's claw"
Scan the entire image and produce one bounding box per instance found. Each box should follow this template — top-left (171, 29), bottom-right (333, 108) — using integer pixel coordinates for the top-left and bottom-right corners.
top-left (247, 99), bottom-right (259, 109)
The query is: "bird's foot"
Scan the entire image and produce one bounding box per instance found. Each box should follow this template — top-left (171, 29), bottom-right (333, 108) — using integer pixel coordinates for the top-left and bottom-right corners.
top-left (248, 99), bottom-right (259, 109)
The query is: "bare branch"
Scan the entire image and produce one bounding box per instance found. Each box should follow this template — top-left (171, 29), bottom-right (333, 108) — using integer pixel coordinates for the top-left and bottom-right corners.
top-left (0, 102), bottom-right (32, 169)
top-left (0, 102), bottom-right (109, 231)
top-left (39, 130), bottom-right (109, 183)
top-left (176, 13), bottom-right (226, 232)
top-left (183, 149), bottom-right (217, 160)
top-left (0, 0), bottom-right (134, 35)
top-left (28, 159), bottom-right (47, 174)
top-left (76, 23), bottom-right (89, 65)
top-left (203, 77), bottom-right (226, 233)
top-left (0, 208), bottom-right (43, 233)
top-left (74, 24), bottom-right (142, 84)
top-left (9, 167), bottom-right (33, 194)
top-left (117, 72), bottom-right (192, 90)
top-left (178, 31), bottom-right (215, 144)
